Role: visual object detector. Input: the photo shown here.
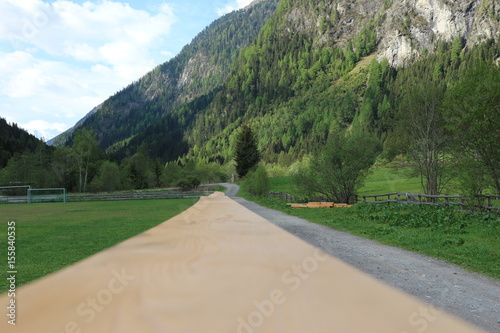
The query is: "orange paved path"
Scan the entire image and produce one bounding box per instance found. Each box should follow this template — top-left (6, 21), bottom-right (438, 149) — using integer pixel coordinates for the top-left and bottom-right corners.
top-left (0, 192), bottom-right (484, 332)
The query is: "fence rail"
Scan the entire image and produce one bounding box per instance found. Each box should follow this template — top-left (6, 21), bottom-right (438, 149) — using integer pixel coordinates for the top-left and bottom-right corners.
top-left (67, 191), bottom-right (212, 202)
top-left (268, 191), bottom-right (341, 203)
top-left (0, 191), bottom-right (213, 204)
top-left (268, 191), bottom-right (305, 202)
top-left (360, 192), bottom-right (500, 211)
top-left (267, 190), bottom-right (500, 212)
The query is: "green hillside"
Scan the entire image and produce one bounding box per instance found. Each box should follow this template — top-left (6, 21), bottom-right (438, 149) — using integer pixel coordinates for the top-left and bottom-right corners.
top-left (113, 0), bottom-right (500, 168)
top-left (0, 118), bottom-right (50, 168)
top-left (50, 0), bottom-right (279, 153)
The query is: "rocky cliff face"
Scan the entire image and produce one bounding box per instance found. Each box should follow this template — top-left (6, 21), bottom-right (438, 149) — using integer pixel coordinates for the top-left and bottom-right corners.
top-left (279, 0), bottom-right (499, 66)
top-left (378, 0), bottom-right (500, 65)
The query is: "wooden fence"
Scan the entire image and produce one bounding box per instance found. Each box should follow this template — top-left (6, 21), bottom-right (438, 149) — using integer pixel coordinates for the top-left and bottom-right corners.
top-left (268, 191), bottom-right (305, 202)
top-left (67, 191), bottom-right (213, 202)
top-left (360, 192), bottom-right (500, 211)
top-left (268, 191), bottom-right (357, 204)
top-left (0, 191), bottom-right (213, 204)
top-left (268, 190), bottom-right (500, 212)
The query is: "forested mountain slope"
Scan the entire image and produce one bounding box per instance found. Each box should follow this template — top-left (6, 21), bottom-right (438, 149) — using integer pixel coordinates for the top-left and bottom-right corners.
top-left (53, 0), bottom-right (499, 164)
top-left (50, 0), bottom-right (279, 150)
top-left (0, 118), bottom-right (49, 168)
top-left (179, 0), bottom-right (500, 162)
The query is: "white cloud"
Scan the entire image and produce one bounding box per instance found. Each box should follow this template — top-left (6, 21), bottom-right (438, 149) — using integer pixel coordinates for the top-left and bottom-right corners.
top-left (0, 50), bottom-right (106, 137)
top-left (0, 0), bottom-right (177, 79)
top-left (0, 1), bottom-right (178, 139)
top-left (21, 119), bottom-right (68, 141)
top-left (217, 0), bottom-right (254, 16)
top-left (161, 50), bottom-right (174, 59)
top-left (0, 51), bottom-right (92, 101)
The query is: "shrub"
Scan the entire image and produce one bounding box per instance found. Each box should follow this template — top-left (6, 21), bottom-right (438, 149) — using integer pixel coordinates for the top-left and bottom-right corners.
top-left (215, 171), bottom-right (230, 182)
top-left (186, 176), bottom-right (201, 188)
top-left (293, 132), bottom-right (381, 204)
top-left (177, 176), bottom-right (201, 191)
top-left (243, 165), bottom-right (269, 197)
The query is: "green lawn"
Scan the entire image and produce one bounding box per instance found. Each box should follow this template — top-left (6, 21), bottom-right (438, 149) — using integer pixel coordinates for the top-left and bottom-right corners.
top-left (268, 167), bottom-right (422, 197)
top-left (360, 167), bottom-right (422, 195)
top-left (0, 198), bottom-right (198, 293)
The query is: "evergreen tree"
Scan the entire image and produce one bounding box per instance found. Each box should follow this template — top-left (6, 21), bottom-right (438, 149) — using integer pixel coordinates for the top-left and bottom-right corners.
top-left (234, 124), bottom-right (261, 178)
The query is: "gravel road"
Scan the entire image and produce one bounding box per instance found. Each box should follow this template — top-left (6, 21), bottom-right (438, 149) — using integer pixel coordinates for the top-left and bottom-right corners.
top-left (220, 183), bottom-right (500, 332)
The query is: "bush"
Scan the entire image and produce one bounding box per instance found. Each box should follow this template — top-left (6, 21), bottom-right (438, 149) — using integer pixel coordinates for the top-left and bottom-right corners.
top-left (176, 176), bottom-right (201, 191)
top-left (243, 165), bottom-right (269, 197)
top-left (89, 161), bottom-right (122, 192)
top-left (215, 171), bottom-right (230, 182)
top-left (293, 132), bottom-right (381, 204)
top-left (187, 176), bottom-right (201, 188)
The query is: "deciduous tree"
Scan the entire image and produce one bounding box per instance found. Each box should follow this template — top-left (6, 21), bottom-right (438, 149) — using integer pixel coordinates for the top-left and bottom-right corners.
top-left (443, 62), bottom-right (500, 194)
top-left (294, 132), bottom-right (381, 204)
top-left (72, 129), bottom-right (103, 192)
top-left (396, 79), bottom-right (449, 195)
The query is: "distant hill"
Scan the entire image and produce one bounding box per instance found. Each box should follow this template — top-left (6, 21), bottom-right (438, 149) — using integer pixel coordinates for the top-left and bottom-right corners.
top-left (0, 118), bottom-right (47, 168)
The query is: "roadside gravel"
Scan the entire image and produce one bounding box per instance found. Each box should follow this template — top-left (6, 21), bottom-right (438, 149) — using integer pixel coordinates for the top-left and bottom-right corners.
top-left (220, 183), bottom-right (500, 332)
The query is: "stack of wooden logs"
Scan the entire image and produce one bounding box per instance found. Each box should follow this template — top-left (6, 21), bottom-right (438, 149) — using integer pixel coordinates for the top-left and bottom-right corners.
top-left (288, 202), bottom-right (353, 208)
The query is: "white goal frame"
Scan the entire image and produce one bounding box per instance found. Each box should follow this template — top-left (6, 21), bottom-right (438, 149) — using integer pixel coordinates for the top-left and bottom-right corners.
top-left (27, 188), bottom-right (67, 204)
top-left (0, 185), bottom-right (32, 204)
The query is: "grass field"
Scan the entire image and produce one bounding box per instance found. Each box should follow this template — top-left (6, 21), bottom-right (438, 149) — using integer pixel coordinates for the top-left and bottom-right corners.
top-left (359, 167), bottom-right (422, 195)
top-left (268, 167), bottom-right (422, 197)
top-left (0, 198), bottom-right (198, 293)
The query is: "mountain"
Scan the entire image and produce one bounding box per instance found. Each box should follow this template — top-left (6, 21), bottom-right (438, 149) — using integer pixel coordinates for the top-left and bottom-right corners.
top-left (53, 0), bottom-right (499, 164)
top-left (0, 118), bottom-right (48, 168)
top-left (180, 0), bottom-right (500, 162)
top-left (47, 104), bottom-right (101, 146)
top-left (50, 0), bottom-right (279, 150)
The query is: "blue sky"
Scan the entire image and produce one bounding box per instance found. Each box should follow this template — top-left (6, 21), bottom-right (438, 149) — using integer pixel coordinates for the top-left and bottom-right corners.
top-left (0, 0), bottom-right (254, 140)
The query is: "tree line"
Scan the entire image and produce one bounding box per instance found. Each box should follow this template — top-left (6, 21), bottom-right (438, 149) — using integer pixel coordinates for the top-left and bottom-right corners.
top-left (0, 128), bottom-right (230, 193)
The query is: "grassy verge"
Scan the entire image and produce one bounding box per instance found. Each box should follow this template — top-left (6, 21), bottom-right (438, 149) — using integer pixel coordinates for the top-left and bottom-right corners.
top-left (360, 167), bottom-right (422, 195)
top-left (0, 198), bottom-right (198, 292)
top-left (267, 167), bottom-right (422, 197)
top-left (239, 186), bottom-right (500, 280)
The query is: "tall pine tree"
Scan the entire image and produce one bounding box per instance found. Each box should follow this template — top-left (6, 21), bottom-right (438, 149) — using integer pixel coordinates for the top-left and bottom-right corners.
top-left (234, 124), bottom-right (260, 178)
